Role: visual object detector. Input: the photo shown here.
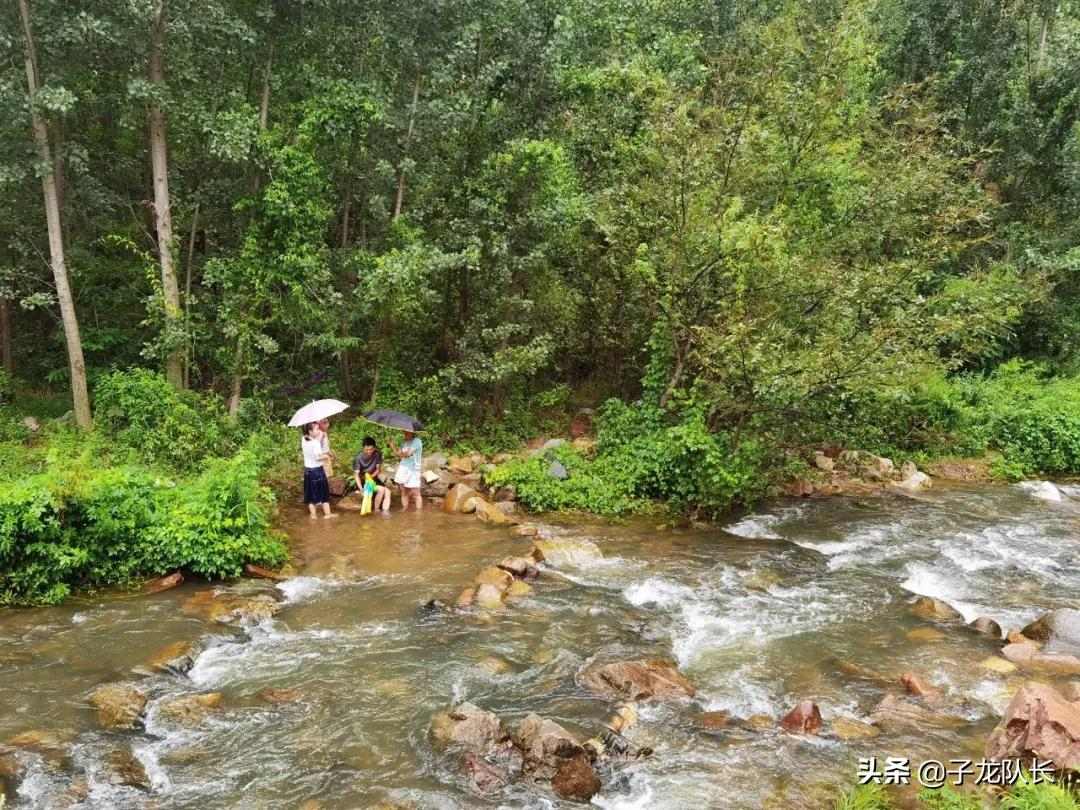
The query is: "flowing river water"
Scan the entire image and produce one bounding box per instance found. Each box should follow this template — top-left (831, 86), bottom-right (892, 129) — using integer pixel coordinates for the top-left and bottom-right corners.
top-left (2, 481), bottom-right (1079, 808)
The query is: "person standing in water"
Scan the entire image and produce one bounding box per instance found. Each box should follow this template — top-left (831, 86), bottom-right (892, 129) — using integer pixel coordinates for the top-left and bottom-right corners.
top-left (389, 430), bottom-right (423, 510)
top-left (302, 422), bottom-right (337, 518)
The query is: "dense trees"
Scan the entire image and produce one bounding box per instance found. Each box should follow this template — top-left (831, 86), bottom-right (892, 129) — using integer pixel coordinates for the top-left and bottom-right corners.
top-left (0, 0), bottom-right (1078, 468)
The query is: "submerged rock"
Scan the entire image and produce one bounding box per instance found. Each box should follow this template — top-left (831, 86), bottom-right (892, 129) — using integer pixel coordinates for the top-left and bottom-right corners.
top-left (778, 701), bottom-right (822, 735)
top-left (909, 595), bottom-right (963, 623)
top-left (553, 754), bottom-right (601, 802)
top-left (830, 716), bottom-right (879, 741)
top-left (474, 566), bottom-right (514, 590)
top-left (900, 671), bottom-right (944, 703)
top-left (696, 711), bottom-right (730, 731)
top-left (431, 703), bottom-right (509, 754)
top-left (1002, 640), bottom-right (1080, 676)
top-left (257, 687), bottom-right (304, 705)
top-left (146, 571), bottom-right (183, 593)
top-left (4, 730), bottom-right (71, 762)
top-left (986, 682), bottom-right (1080, 773)
top-left (89, 683), bottom-right (149, 730)
top-left (870, 694), bottom-right (966, 732)
top-left (104, 749), bottom-right (149, 790)
top-left (531, 539), bottom-right (602, 568)
top-left (577, 659), bottom-right (695, 702)
top-left (243, 563), bottom-right (288, 581)
top-left (182, 590), bottom-right (282, 625)
top-left (459, 751), bottom-right (508, 794)
top-left (158, 693), bottom-right (223, 726)
top-left (142, 640), bottom-right (197, 675)
top-left (511, 524), bottom-right (538, 537)
top-left (506, 581), bottom-right (533, 598)
top-left (475, 583), bottom-right (508, 610)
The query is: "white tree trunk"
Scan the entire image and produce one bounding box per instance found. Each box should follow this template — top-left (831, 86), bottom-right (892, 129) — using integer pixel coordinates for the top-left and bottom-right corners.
top-left (18, 0), bottom-right (92, 430)
top-left (149, 0), bottom-right (184, 387)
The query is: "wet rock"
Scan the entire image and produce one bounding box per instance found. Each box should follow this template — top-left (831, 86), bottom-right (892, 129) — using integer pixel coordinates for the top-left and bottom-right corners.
top-left (981, 657), bottom-right (1019, 675)
top-left (830, 717), bottom-right (880, 741)
top-left (474, 566), bottom-right (514, 590)
top-left (104, 749), bottom-right (149, 789)
top-left (832, 658), bottom-right (894, 685)
top-left (609, 704), bottom-right (638, 734)
top-left (553, 754), bottom-right (601, 802)
top-left (870, 694), bottom-right (965, 732)
top-left (506, 581), bottom-right (533, 597)
top-left (496, 556), bottom-right (536, 578)
top-left (531, 539), bottom-right (602, 568)
top-left (1022, 609), bottom-right (1080, 649)
top-left (778, 701), bottom-right (822, 735)
top-left (744, 714), bottom-right (774, 732)
top-left (442, 484), bottom-right (479, 514)
top-left (422, 598), bottom-right (449, 615)
top-left (0, 746), bottom-right (26, 785)
top-left (970, 617), bottom-right (1003, 638)
top-left (742, 569), bottom-right (781, 592)
top-left (511, 524), bottom-right (539, 537)
top-left (431, 703), bottom-right (509, 754)
top-left (1007, 630), bottom-right (1027, 645)
top-left (901, 671), bottom-right (944, 702)
top-left (783, 478), bottom-right (815, 497)
top-left (243, 563), bottom-right (288, 581)
top-left (5, 729), bottom-right (72, 759)
top-left (1002, 640), bottom-right (1080, 676)
top-left (146, 571), bottom-right (183, 593)
top-left (985, 683), bottom-right (1080, 772)
top-left (577, 659), bottom-right (695, 702)
top-left (472, 498), bottom-right (510, 525)
top-left (547, 460), bottom-right (568, 480)
top-left (894, 471), bottom-right (932, 491)
top-left (158, 692), bottom-right (223, 726)
top-left (89, 683), bottom-right (149, 729)
top-left (475, 583), bottom-right (508, 610)
top-left (455, 587), bottom-right (476, 609)
top-left (910, 595), bottom-right (963, 623)
top-left (53, 778), bottom-right (89, 806)
top-left (142, 640), bottom-right (197, 675)
top-left (257, 687), bottom-right (304, 705)
top-left (459, 751), bottom-right (508, 794)
top-left (336, 493), bottom-right (364, 510)
top-left (513, 713), bottom-right (584, 773)
top-left (182, 590), bottom-right (282, 625)
top-left (696, 711), bottom-right (730, 731)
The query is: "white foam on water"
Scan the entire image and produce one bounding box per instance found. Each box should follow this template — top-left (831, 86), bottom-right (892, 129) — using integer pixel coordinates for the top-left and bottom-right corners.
top-left (276, 575), bottom-right (343, 603)
top-left (1018, 480), bottom-right (1064, 502)
top-left (592, 769), bottom-right (655, 809)
top-left (623, 577), bottom-right (695, 609)
top-left (899, 563), bottom-right (985, 623)
top-left (724, 514), bottom-right (782, 539)
top-left (187, 621), bottom-right (340, 687)
top-left (70, 611), bottom-right (87, 624)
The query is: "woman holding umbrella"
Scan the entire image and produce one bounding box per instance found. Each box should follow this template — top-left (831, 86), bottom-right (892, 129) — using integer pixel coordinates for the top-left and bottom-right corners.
top-left (301, 422), bottom-right (337, 517)
top-left (363, 409), bottom-right (425, 511)
top-left (389, 430), bottom-right (423, 510)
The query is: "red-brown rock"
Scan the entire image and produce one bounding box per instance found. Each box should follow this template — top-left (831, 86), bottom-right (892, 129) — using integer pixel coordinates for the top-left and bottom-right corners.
top-left (459, 751), bottom-right (508, 794)
top-left (901, 671), bottom-right (943, 701)
top-left (553, 754), bottom-right (601, 802)
top-left (146, 572), bottom-right (183, 593)
top-left (243, 563), bottom-right (287, 581)
top-left (577, 659), bottom-right (695, 702)
top-left (985, 683), bottom-right (1080, 773)
top-left (696, 711), bottom-right (730, 731)
top-left (783, 478), bottom-right (815, 497)
top-left (778, 700), bottom-right (822, 735)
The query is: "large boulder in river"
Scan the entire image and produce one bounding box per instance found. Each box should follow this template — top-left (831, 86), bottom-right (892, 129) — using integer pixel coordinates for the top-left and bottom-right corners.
top-left (778, 701), bottom-right (822, 735)
top-left (104, 749), bottom-right (149, 789)
top-left (869, 694), bottom-right (966, 733)
top-left (970, 617), bottom-right (1003, 639)
top-left (459, 751), bottom-right (509, 794)
top-left (577, 659), bottom-right (695, 702)
top-left (986, 683), bottom-right (1080, 773)
top-left (158, 693), bottom-right (223, 727)
top-left (181, 590), bottom-right (282, 625)
top-left (89, 683), bottom-right (149, 729)
top-left (140, 640), bottom-right (197, 675)
top-left (909, 595), bottom-right (963, 623)
top-left (1002, 640), bottom-right (1080, 676)
top-left (513, 713), bottom-right (584, 775)
top-left (431, 703), bottom-right (509, 754)
top-left (553, 754), bottom-right (601, 802)
top-left (1022, 609), bottom-right (1080, 649)
top-left (442, 484), bottom-right (479, 514)
top-left (531, 539), bottom-right (602, 568)
top-left (472, 498), bottom-right (511, 525)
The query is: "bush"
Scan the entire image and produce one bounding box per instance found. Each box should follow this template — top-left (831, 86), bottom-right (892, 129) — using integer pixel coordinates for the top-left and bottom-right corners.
top-left (0, 435), bottom-right (287, 606)
top-left (93, 368), bottom-right (237, 472)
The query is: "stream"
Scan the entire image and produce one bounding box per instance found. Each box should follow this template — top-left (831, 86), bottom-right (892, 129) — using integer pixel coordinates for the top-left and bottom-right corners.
top-left (1, 481), bottom-right (1079, 808)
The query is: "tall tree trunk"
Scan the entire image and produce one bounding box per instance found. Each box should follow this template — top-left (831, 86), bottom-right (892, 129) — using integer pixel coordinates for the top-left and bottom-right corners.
top-left (338, 182), bottom-right (352, 395)
top-left (18, 0), bottom-right (92, 430)
top-left (260, 38), bottom-right (274, 130)
top-left (227, 338), bottom-right (244, 417)
top-left (0, 298), bottom-right (12, 373)
top-left (149, 1), bottom-right (184, 387)
top-left (182, 198), bottom-right (200, 388)
top-left (393, 76), bottom-right (421, 219)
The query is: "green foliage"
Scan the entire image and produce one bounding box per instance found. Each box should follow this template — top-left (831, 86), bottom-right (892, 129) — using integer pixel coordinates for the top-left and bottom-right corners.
top-left (919, 786), bottom-right (985, 810)
top-left (998, 777), bottom-right (1079, 810)
top-left (0, 435), bottom-right (286, 606)
top-left (833, 783), bottom-right (895, 810)
top-left (93, 369), bottom-right (235, 473)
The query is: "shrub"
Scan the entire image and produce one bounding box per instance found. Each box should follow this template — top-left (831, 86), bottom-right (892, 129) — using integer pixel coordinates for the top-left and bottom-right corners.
top-left (998, 777), bottom-right (1079, 810)
top-left (93, 368), bottom-right (236, 472)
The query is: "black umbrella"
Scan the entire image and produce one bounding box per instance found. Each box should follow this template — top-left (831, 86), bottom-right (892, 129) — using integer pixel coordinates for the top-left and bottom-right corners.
top-left (361, 409), bottom-right (425, 432)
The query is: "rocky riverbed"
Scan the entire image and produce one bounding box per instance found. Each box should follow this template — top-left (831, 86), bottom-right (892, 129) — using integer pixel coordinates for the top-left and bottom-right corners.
top-left (1, 477), bottom-right (1079, 808)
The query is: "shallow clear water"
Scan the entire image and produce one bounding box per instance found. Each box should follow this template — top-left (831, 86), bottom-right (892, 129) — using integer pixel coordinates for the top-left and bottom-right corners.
top-left (2, 481), bottom-right (1079, 808)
